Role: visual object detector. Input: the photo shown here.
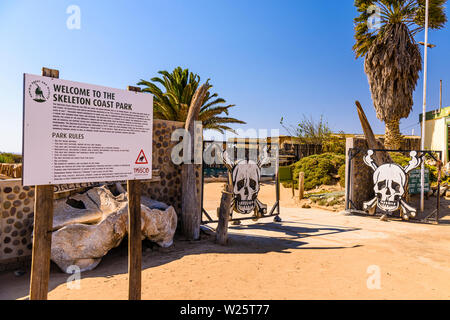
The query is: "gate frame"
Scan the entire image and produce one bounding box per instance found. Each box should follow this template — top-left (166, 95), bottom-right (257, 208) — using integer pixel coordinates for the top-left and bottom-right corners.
top-left (345, 148), bottom-right (443, 224)
top-left (201, 140), bottom-right (281, 224)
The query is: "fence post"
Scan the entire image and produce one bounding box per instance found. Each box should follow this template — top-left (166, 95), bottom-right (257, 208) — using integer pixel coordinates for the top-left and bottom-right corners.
top-left (288, 167), bottom-right (294, 197)
top-left (298, 172), bottom-right (305, 200)
top-left (216, 183), bottom-right (232, 245)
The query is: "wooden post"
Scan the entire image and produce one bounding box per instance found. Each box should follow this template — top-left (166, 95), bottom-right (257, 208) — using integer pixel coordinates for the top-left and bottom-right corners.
top-left (216, 183), bottom-right (233, 245)
top-left (290, 167), bottom-right (295, 197)
top-left (181, 84), bottom-right (209, 240)
top-left (127, 180), bottom-right (142, 300)
top-left (298, 172), bottom-right (305, 200)
top-left (127, 85), bottom-right (142, 300)
top-left (29, 67), bottom-right (58, 300)
top-left (436, 160), bottom-right (442, 225)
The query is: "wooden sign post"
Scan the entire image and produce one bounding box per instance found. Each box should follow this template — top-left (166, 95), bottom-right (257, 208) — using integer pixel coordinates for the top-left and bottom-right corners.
top-left (29, 67), bottom-right (58, 300)
top-left (28, 74), bottom-right (148, 300)
top-left (127, 86), bottom-right (142, 300)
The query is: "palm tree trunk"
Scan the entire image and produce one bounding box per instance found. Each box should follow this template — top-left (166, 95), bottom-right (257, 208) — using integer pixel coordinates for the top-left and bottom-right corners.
top-left (384, 119), bottom-right (402, 150)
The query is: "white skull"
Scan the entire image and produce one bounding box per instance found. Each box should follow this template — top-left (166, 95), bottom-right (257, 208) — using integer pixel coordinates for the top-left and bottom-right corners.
top-left (373, 164), bottom-right (406, 212)
top-left (232, 160), bottom-right (261, 214)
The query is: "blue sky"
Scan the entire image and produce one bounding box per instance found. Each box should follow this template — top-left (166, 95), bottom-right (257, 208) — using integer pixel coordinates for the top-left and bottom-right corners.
top-left (1, 0), bottom-right (449, 153)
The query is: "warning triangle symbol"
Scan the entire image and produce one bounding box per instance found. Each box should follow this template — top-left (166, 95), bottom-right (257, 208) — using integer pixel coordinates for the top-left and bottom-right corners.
top-left (135, 149), bottom-right (148, 164)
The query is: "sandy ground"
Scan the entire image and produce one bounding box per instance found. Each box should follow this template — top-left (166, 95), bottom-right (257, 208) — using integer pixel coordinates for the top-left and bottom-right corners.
top-left (1, 182), bottom-right (449, 300)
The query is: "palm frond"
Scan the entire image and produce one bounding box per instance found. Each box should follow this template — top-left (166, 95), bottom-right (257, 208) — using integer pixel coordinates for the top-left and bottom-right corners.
top-left (137, 67), bottom-right (245, 134)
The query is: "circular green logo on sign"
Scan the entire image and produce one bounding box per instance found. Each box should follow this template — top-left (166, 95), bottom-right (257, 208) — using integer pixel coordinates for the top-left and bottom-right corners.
top-left (28, 80), bottom-right (50, 103)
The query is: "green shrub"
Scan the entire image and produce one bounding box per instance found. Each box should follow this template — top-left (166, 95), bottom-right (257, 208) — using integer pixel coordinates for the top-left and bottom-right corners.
top-left (0, 153), bottom-right (21, 163)
top-left (390, 152), bottom-right (410, 167)
top-left (285, 153), bottom-right (345, 191)
top-left (338, 164), bottom-right (346, 187)
top-left (322, 135), bottom-right (346, 154)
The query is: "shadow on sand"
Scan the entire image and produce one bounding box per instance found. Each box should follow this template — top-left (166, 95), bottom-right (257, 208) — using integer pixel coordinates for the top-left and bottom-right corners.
top-left (1, 220), bottom-right (361, 300)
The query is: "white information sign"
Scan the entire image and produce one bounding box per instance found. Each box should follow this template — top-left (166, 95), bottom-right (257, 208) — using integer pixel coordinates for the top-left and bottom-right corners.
top-left (23, 73), bottom-right (153, 186)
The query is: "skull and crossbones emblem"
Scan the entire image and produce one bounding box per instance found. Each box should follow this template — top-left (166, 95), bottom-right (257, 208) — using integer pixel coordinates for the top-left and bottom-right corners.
top-left (363, 150), bottom-right (421, 220)
top-left (221, 147), bottom-right (271, 217)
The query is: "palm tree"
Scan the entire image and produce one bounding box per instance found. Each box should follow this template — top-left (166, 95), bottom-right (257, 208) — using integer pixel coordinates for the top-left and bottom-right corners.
top-left (138, 67), bottom-right (246, 133)
top-left (353, 0), bottom-right (447, 149)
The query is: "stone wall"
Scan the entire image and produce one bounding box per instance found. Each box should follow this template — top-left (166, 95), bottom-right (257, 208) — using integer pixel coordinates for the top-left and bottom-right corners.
top-left (345, 137), bottom-right (421, 211)
top-left (0, 119), bottom-right (202, 270)
top-left (0, 179), bottom-right (35, 269)
top-left (142, 120), bottom-right (184, 215)
top-left (141, 119), bottom-right (202, 222)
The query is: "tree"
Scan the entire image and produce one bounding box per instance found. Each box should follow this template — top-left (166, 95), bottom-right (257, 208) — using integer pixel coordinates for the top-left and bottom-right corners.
top-left (280, 114), bottom-right (332, 144)
top-left (138, 67), bottom-right (246, 133)
top-left (281, 115), bottom-right (346, 153)
top-left (353, 0), bottom-right (447, 149)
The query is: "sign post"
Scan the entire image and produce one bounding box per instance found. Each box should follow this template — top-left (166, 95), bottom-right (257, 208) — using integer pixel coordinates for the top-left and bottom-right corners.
top-left (24, 70), bottom-right (153, 300)
top-left (29, 67), bottom-right (58, 300)
top-left (127, 86), bottom-right (142, 300)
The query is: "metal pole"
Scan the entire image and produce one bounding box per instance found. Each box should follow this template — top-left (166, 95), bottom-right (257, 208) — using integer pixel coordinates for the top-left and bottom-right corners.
top-left (420, 0), bottom-right (429, 212)
top-left (440, 80), bottom-right (443, 112)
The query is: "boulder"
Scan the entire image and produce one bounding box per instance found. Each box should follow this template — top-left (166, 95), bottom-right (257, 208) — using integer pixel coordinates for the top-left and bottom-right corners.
top-left (50, 186), bottom-right (177, 273)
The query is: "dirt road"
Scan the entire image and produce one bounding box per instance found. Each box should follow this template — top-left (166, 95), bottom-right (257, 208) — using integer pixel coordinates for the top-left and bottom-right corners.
top-left (1, 183), bottom-right (449, 300)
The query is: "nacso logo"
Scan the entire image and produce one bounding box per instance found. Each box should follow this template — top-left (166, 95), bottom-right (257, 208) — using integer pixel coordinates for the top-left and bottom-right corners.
top-left (134, 167), bottom-right (150, 174)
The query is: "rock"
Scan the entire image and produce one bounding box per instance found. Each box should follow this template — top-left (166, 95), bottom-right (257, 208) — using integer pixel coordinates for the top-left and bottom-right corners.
top-left (50, 186), bottom-right (177, 273)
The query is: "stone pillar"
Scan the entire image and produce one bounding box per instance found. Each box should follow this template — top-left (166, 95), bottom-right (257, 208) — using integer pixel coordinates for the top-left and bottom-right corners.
top-left (345, 138), bottom-right (375, 211)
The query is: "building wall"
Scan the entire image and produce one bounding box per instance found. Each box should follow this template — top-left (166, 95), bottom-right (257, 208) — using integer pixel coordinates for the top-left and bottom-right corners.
top-left (423, 117), bottom-right (448, 162)
top-left (420, 106), bottom-right (450, 163)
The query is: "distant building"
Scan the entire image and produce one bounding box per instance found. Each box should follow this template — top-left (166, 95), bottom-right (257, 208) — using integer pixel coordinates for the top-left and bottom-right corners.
top-left (420, 106), bottom-right (450, 164)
